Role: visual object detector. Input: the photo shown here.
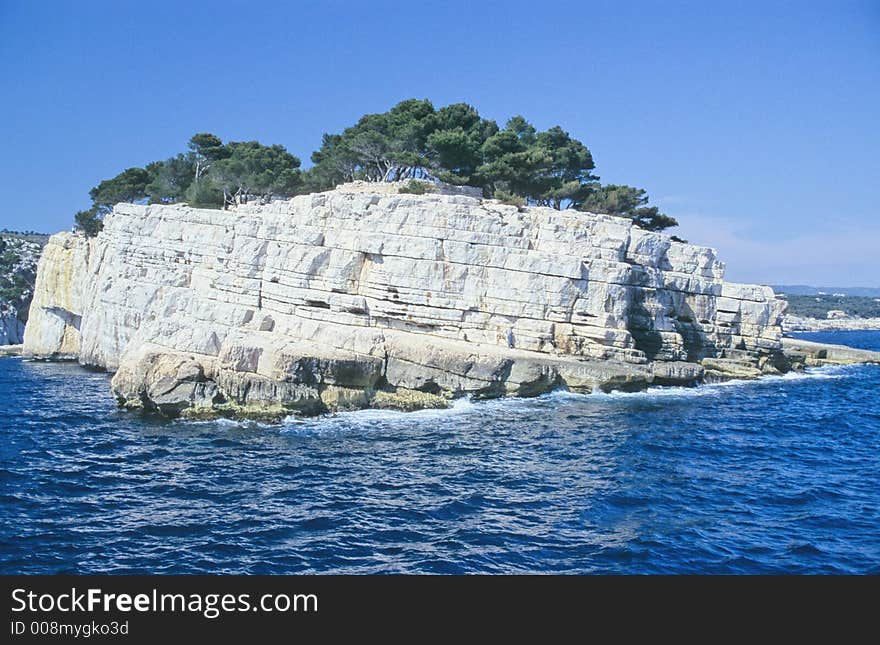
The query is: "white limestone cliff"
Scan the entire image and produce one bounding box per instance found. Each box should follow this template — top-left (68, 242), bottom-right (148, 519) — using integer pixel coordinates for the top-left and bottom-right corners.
top-left (22, 233), bottom-right (91, 359)
top-left (24, 183), bottom-right (791, 419)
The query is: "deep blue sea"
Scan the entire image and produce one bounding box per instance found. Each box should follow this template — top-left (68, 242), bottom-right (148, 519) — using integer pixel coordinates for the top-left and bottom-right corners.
top-left (1, 330), bottom-right (878, 574)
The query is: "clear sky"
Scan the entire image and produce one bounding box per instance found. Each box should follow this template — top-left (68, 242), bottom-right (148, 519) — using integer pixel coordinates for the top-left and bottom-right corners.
top-left (1, 0), bottom-right (878, 286)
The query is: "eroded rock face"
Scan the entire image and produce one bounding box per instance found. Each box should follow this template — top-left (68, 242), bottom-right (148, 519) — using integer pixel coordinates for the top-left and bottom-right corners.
top-left (24, 185), bottom-right (790, 418)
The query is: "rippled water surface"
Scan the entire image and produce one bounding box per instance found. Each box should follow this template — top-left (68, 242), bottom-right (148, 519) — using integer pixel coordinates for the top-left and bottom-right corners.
top-left (1, 330), bottom-right (879, 574)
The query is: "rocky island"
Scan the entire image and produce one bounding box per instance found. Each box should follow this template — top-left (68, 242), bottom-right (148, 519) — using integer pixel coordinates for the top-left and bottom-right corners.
top-left (20, 181), bottom-right (879, 420)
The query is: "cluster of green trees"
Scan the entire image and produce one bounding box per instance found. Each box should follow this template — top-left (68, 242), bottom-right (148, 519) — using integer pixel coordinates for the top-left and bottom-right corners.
top-left (75, 99), bottom-right (677, 236)
top-left (75, 133), bottom-right (303, 235)
top-left (305, 99), bottom-right (675, 230)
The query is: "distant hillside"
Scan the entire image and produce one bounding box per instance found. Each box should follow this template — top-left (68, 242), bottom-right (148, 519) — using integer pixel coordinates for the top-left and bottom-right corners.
top-left (0, 229), bottom-right (50, 246)
top-left (780, 294), bottom-right (880, 319)
top-left (0, 234), bottom-right (42, 344)
top-left (773, 285), bottom-right (880, 297)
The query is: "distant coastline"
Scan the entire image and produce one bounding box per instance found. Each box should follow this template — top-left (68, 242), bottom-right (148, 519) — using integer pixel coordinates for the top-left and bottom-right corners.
top-left (783, 315), bottom-right (880, 333)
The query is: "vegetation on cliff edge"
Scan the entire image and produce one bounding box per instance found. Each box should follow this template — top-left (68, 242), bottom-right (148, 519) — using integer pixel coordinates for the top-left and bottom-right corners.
top-left (74, 99), bottom-right (677, 236)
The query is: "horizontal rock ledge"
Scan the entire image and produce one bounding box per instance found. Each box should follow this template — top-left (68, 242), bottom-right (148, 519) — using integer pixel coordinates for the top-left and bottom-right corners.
top-left (781, 337), bottom-right (880, 368)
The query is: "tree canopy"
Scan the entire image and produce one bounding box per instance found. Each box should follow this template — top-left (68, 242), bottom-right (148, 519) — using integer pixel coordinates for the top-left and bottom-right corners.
top-left (75, 134), bottom-right (303, 235)
top-left (145, 154), bottom-right (194, 205)
top-left (89, 167), bottom-right (151, 214)
top-left (578, 184), bottom-right (678, 231)
top-left (73, 100), bottom-right (677, 236)
top-left (210, 141), bottom-right (302, 207)
top-left (305, 100), bottom-right (671, 228)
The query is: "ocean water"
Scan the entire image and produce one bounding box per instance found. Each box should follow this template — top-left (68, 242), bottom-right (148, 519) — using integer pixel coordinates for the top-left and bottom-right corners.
top-left (1, 330), bottom-right (878, 574)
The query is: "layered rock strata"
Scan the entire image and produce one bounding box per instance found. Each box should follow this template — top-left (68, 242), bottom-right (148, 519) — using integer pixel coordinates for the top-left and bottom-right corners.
top-left (25, 184), bottom-right (801, 419)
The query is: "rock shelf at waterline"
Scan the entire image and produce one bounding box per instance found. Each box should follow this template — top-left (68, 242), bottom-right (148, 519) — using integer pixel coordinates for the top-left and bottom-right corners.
top-left (21, 181), bottom-right (880, 420)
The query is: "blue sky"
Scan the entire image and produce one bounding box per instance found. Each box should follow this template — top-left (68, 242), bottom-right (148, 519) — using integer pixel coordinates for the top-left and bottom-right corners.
top-left (1, 0), bottom-right (878, 285)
